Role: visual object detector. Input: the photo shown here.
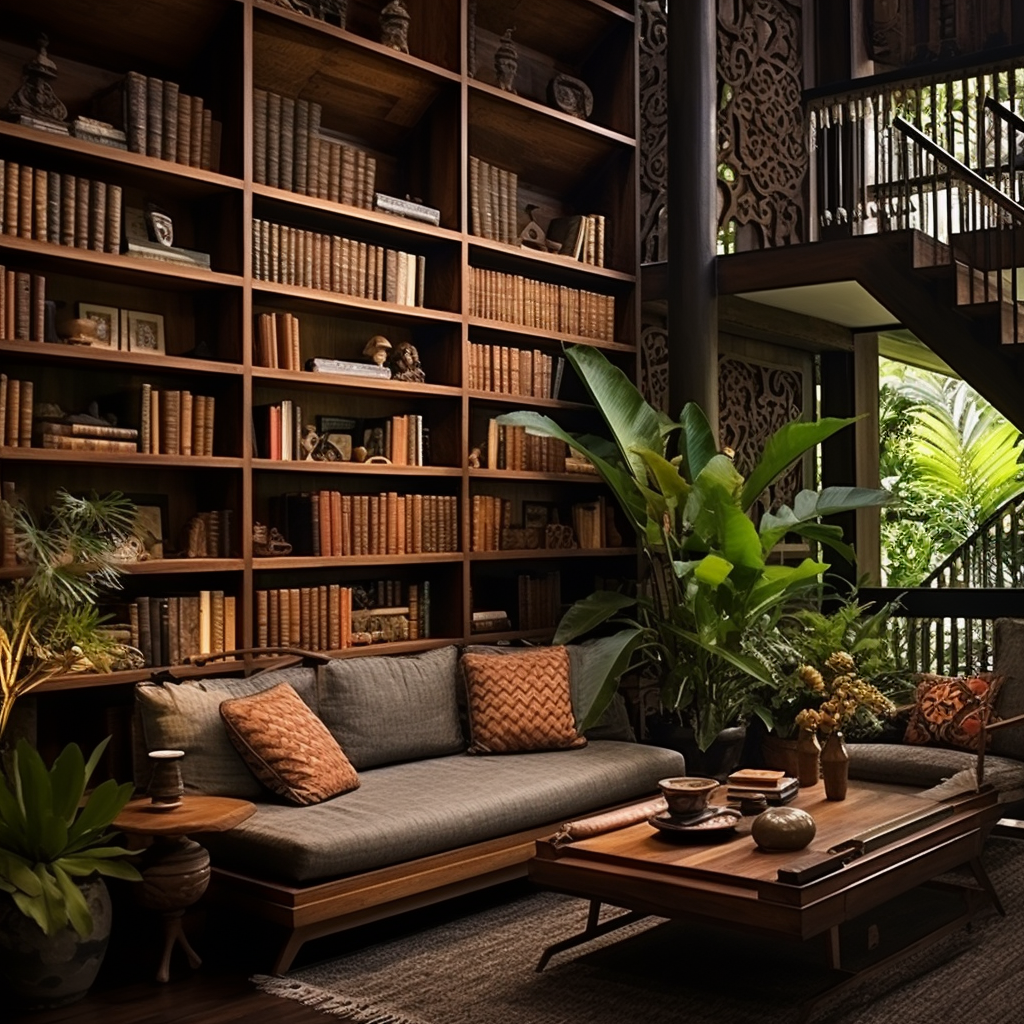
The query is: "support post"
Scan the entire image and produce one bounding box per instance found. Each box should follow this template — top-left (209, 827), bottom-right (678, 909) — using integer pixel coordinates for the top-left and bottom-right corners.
top-left (820, 350), bottom-right (858, 588)
top-left (668, 0), bottom-right (718, 430)
top-left (853, 332), bottom-right (881, 584)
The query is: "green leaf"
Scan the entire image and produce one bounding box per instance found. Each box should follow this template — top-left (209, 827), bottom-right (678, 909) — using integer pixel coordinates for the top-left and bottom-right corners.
top-left (634, 447), bottom-right (692, 508)
top-left (11, 890), bottom-right (50, 935)
top-left (52, 864), bottom-right (93, 939)
top-left (758, 486), bottom-right (891, 552)
top-left (14, 741), bottom-right (52, 854)
top-left (564, 345), bottom-right (665, 481)
top-left (0, 849), bottom-right (42, 896)
top-left (693, 554), bottom-right (734, 586)
top-left (0, 774), bottom-right (27, 836)
top-left (747, 559), bottom-right (829, 615)
top-left (717, 504), bottom-right (765, 576)
top-left (740, 417), bottom-right (860, 512)
top-left (49, 743), bottom-right (87, 825)
top-left (789, 522), bottom-right (855, 562)
top-left (66, 780), bottom-right (134, 848)
top-left (553, 591), bottom-right (637, 644)
top-left (675, 628), bottom-right (778, 687)
top-left (60, 854), bottom-right (141, 881)
top-left (576, 630), bottom-right (647, 732)
top-left (33, 863), bottom-right (66, 937)
top-left (679, 403), bottom-right (718, 480)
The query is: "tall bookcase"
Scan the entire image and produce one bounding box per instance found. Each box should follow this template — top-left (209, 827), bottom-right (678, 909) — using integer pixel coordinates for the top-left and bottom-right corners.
top-left (0, 0), bottom-right (639, 762)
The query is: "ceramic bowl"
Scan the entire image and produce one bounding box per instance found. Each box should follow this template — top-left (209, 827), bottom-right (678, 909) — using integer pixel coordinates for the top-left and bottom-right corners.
top-left (658, 776), bottom-right (720, 816)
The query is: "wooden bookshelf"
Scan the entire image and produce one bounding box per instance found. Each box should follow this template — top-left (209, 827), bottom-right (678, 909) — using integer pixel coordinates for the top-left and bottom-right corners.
top-left (0, 0), bottom-right (639, 724)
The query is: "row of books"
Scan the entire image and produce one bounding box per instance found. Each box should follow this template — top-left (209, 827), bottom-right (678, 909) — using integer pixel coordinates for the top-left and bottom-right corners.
top-left (519, 571), bottom-right (562, 630)
top-left (253, 90), bottom-right (376, 206)
top-left (273, 491), bottom-right (458, 557)
top-left (0, 482), bottom-right (13, 567)
top-left (128, 591), bottom-right (236, 668)
top-left (471, 495), bottom-right (512, 552)
top-left (0, 375), bottom-right (33, 448)
top-left (468, 343), bottom-right (564, 398)
top-left (0, 267), bottom-right (45, 342)
top-left (484, 420), bottom-right (568, 472)
top-left (38, 418), bottom-right (138, 453)
top-left (572, 496), bottom-right (614, 550)
top-left (469, 156), bottom-right (518, 245)
top-left (184, 509), bottom-right (234, 559)
top-left (724, 769), bottom-right (799, 806)
top-left (252, 219), bottom-right (427, 306)
top-left (0, 161), bottom-right (122, 254)
top-left (469, 268), bottom-right (615, 341)
top-left (93, 71), bottom-right (220, 169)
top-left (254, 312), bottom-right (302, 371)
top-left (139, 385), bottom-right (217, 456)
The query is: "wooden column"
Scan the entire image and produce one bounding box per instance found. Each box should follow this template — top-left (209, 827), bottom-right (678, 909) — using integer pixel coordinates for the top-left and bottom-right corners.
top-left (668, 0), bottom-right (718, 428)
top-left (820, 350), bottom-right (858, 587)
top-left (853, 332), bottom-right (881, 584)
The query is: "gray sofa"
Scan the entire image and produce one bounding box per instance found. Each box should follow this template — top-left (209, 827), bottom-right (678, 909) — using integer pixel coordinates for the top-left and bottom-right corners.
top-left (848, 617), bottom-right (1024, 809)
top-left (134, 644), bottom-right (685, 970)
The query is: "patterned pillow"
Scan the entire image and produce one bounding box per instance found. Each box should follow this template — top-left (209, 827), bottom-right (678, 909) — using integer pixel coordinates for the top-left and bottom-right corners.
top-left (461, 646), bottom-right (586, 754)
top-left (903, 673), bottom-right (1003, 752)
top-left (219, 683), bottom-right (359, 805)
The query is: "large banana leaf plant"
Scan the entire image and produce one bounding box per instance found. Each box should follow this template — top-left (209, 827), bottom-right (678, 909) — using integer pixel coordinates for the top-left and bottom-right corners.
top-left (0, 737), bottom-right (140, 938)
top-left (499, 345), bottom-right (890, 751)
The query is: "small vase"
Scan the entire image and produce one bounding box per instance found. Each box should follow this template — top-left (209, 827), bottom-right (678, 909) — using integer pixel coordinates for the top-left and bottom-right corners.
top-left (820, 730), bottom-right (849, 801)
top-left (796, 728), bottom-right (822, 788)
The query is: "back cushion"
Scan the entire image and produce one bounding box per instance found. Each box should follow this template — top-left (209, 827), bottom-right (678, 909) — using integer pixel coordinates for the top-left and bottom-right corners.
top-left (318, 646), bottom-right (464, 769)
top-left (992, 618), bottom-right (1024, 760)
top-left (134, 666), bottom-right (318, 798)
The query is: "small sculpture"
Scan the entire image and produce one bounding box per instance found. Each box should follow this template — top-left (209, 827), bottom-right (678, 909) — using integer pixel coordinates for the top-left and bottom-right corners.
top-left (5, 35), bottom-right (68, 131)
top-left (494, 29), bottom-right (519, 94)
top-left (301, 424), bottom-right (319, 460)
top-left (351, 445), bottom-right (369, 463)
top-left (265, 0), bottom-right (347, 27)
top-left (548, 73), bottom-right (594, 121)
top-left (468, 446), bottom-right (481, 469)
top-left (145, 203), bottom-right (174, 247)
top-left (362, 334), bottom-right (392, 366)
top-left (520, 205), bottom-right (547, 251)
top-left (380, 0), bottom-right (411, 54)
top-left (252, 523), bottom-right (292, 556)
top-left (58, 318), bottom-right (99, 345)
top-left (389, 340), bottom-right (425, 383)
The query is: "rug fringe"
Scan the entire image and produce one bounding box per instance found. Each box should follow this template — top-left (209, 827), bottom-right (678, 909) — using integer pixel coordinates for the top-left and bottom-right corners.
top-left (253, 975), bottom-right (426, 1024)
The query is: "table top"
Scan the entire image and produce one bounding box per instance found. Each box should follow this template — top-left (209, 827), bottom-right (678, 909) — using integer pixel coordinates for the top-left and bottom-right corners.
top-left (115, 795), bottom-right (257, 836)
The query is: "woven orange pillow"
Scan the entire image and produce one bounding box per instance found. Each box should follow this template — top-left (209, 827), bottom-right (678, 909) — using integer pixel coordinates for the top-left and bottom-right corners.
top-left (461, 646), bottom-right (586, 754)
top-left (903, 673), bottom-right (1003, 752)
top-left (219, 683), bottom-right (359, 805)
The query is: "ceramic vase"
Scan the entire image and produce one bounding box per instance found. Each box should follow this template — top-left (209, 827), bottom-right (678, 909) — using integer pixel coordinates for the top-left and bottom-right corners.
top-left (796, 728), bottom-right (822, 788)
top-left (820, 730), bottom-right (849, 801)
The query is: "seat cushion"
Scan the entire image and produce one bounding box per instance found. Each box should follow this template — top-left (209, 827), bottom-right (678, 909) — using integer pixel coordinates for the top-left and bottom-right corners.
top-left (317, 646), bottom-right (464, 769)
top-left (202, 740), bottom-right (687, 884)
top-left (134, 665), bottom-right (319, 798)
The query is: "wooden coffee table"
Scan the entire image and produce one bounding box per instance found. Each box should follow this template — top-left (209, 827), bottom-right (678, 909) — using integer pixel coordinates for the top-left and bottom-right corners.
top-left (529, 782), bottom-right (1003, 1020)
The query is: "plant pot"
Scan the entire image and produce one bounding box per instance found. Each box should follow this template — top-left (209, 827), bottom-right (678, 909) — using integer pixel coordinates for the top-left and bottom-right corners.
top-left (760, 733), bottom-right (801, 777)
top-left (0, 876), bottom-right (112, 1009)
top-left (796, 728), bottom-right (822, 788)
top-left (821, 730), bottom-right (850, 801)
top-left (646, 718), bottom-right (747, 781)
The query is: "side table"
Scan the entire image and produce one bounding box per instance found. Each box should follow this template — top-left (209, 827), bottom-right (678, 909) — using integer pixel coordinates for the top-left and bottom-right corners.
top-left (114, 795), bottom-right (256, 983)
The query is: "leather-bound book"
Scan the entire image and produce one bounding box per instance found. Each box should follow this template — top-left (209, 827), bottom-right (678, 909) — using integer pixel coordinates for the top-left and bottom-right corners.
top-left (14, 272), bottom-right (30, 341)
top-left (19, 380), bottom-right (33, 447)
top-left (180, 390), bottom-right (194, 456)
top-left (33, 168), bottom-right (47, 242)
top-left (211, 590), bottom-right (225, 654)
top-left (136, 596), bottom-right (152, 665)
top-left (293, 98), bottom-right (308, 195)
top-left (89, 179), bottom-right (106, 252)
top-left (256, 589), bottom-right (269, 648)
top-left (147, 76), bottom-right (164, 158)
top-left (166, 596), bottom-right (181, 666)
top-left (354, 149), bottom-right (366, 209)
top-left (327, 141), bottom-right (341, 203)
top-left (190, 95), bottom-right (204, 168)
top-left (106, 184), bottom-right (122, 253)
top-left (59, 174), bottom-right (75, 246)
top-left (0, 160), bottom-right (5, 234)
top-left (201, 107), bottom-right (213, 170)
top-left (151, 594), bottom-right (164, 666)
top-left (0, 374), bottom-right (6, 445)
top-left (4, 162), bottom-right (18, 236)
top-left (340, 145), bottom-right (356, 205)
top-left (162, 80), bottom-right (179, 162)
top-left (253, 88), bottom-right (268, 184)
top-left (203, 395), bottom-right (215, 456)
top-left (223, 596), bottom-right (236, 652)
top-left (177, 92), bottom-right (191, 165)
top-left (198, 590), bottom-right (212, 654)
top-left (341, 495), bottom-right (352, 556)
top-left (74, 177), bottom-right (89, 249)
top-left (266, 92), bottom-right (281, 187)
top-left (18, 164), bottom-right (32, 239)
top-left (162, 389), bottom-right (180, 456)
top-left (299, 587), bottom-right (311, 649)
top-left (46, 171), bottom-right (59, 245)
top-left (4, 378), bottom-right (19, 446)
top-left (280, 96), bottom-right (295, 192)
top-left (31, 274), bottom-right (44, 342)
top-left (125, 72), bottom-right (147, 154)
top-left (266, 588), bottom-right (278, 646)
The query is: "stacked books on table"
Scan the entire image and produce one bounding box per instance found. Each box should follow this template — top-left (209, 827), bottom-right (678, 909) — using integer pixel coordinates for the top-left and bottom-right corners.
top-left (724, 768), bottom-right (799, 806)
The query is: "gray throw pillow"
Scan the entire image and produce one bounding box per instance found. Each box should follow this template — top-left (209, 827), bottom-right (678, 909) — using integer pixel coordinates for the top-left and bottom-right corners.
top-left (318, 646), bottom-right (464, 769)
top-left (134, 666), bottom-right (318, 798)
top-left (993, 618), bottom-right (1024, 760)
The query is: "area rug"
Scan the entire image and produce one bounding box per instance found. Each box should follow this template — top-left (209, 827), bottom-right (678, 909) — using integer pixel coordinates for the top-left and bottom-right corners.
top-left (255, 840), bottom-right (1024, 1024)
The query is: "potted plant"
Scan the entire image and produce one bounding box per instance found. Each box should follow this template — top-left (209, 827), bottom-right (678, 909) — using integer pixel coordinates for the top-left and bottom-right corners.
top-left (0, 489), bottom-right (139, 740)
top-left (500, 345), bottom-right (889, 771)
top-left (0, 737), bottom-right (140, 1007)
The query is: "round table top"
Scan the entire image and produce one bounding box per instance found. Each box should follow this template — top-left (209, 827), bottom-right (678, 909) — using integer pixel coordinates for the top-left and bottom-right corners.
top-left (114, 795), bottom-right (256, 835)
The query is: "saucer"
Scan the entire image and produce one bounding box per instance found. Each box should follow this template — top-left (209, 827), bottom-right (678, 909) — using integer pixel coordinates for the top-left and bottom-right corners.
top-left (649, 807), bottom-right (742, 835)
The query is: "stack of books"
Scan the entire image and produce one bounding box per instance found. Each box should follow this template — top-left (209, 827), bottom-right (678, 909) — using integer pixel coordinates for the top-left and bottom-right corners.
top-left (38, 419), bottom-right (138, 453)
top-left (724, 769), bottom-right (799, 806)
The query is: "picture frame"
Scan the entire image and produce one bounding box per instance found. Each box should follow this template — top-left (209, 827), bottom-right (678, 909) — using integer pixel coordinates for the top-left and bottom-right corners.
top-left (77, 303), bottom-right (120, 349)
top-left (126, 310), bottom-right (166, 354)
top-left (126, 493), bottom-right (169, 560)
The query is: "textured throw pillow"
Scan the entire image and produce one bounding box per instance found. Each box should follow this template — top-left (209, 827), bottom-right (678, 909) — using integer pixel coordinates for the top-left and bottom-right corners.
top-left (219, 684), bottom-right (359, 806)
top-left (903, 673), bottom-right (1003, 752)
top-left (462, 646), bottom-right (586, 754)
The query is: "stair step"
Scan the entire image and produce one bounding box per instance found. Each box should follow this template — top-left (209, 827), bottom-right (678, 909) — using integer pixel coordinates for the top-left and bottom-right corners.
top-left (950, 227), bottom-right (1024, 270)
top-left (911, 233), bottom-right (951, 270)
top-left (959, 298), bottom-right (1024, 345)
top-left (954, 261), bottom-right (1013, 306)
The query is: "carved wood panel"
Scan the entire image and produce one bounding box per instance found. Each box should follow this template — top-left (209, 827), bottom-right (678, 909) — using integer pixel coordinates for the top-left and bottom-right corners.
top-left (639, 0), bottom-right (668, 265)
top-left (640, 317), bottom-right (670, 413)
top-left (868, 0), bottom-right (1011, 65)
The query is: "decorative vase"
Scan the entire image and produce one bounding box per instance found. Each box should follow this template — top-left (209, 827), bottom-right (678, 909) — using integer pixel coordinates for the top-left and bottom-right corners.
top-left (0, 876), bottom-right (112, 1009)
top-left (796, 728), bottom-right (822, 788)
top-left (751, 806), bottom-right (817, 851)
top-left (645, 718), bottom-right (747, 781)
top-left (761, 733), bottom-right (801, 777)
top-left (820, 730), bottom-right (849, 801)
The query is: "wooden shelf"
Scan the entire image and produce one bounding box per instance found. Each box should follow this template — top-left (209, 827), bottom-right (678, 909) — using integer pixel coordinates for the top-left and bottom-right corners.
top-left (121, 558), bottom-right (245, 574)
top-left (252, 459), bottom-right (462, 477)
top-left (469, 468), bottom-right (605, 483)
top-left (468, 236), bottom-right (636, 284)
top-left (253, 553), bottom-right (463, 571)
top-left (0, 339), bottom-right (243, 377)
top-left (252, 366), bottom-right (461, 399)
top-left (467, 627), bottom-right (556, 644)
top-left (0, 235), bottom-right (242, 289)
top-left (467, 318), bottom-right (635, 353)
top-left (252, 282), bottom-right (461, 323)
top-left (468, 390), bottom-right (592, 411)
top-left (469, 547), bottom-right (634, 561)
top-left (0, 448), bottom-right (243, 469)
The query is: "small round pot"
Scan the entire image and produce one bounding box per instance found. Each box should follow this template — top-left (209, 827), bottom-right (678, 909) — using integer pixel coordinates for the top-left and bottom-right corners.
top-left (0, 876), bottom-right (112, 1009)
top-left (658, 776), bottom-right (720, 815)
top-left (751, 807), bottom-right (817, 851)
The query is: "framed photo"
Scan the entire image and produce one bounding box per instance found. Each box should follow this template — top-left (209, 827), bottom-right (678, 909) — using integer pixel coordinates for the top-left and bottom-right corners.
top-left (126, 310), bottom-right (166, 354)
top-left (126, 494), bottom-right (168, 560)
top-left (77, 303), bottom-right (120, 349)
top-left (523, 501), bottom-right (559, 529)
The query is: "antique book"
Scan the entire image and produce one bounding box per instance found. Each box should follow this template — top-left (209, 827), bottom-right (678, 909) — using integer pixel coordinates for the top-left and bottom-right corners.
top-left (478, 159), bottom-right (492, 239)
top-left (469, 155), bottom-right (481, 236)
top-left (74, 176), bottom-right (90, 249)
top-left (327, 140), bottom-right (341, 202)
top-left (18, 164), bottom-right (32, 239)
top-left (199, 590), bottom-right (212, 655)
top-left (89, 179), bottom-right (106, 252)
top-left (46, 170), bottom-right (60, 244)
top-left (40, 420), bottom-right (139, 440)
top-left (162, 80), bottom-right (179, 162)
top-left (41, 434), bottom-right (139, 453)
top-left (180, 391), bottom-right (194, 456)
top-left (280, 95), bottom-right (295, 192)
top-left (354, 149), bottom-right (366, 209)
top-left (14, 272), bottom-right (30, 341)
top-left (308, 103), bottom-right (323, 198)
top-left (253, 88), bottom-right (268, 185)
top-left (147, 76), bottom-right (164, 158)
top-left (177, 91), bottom-right (192, 166)
top-left (33, 168), bottom-right (47, 243)
top-left (60, 173), bottom-right (75, 246)
top-left (0, 159), bottom-right (5, 233)
top-left (0, 375), bottom-right (5, 446)
top-left (125, 72), bottom-right (147, 154)
top-left (4, 378), bottom-right (20, 446)
top-left (140, 382), bottom-right (152, 453)
top-left (106, 184), bottom-right (122, 254)
top-left (340, 144), bottom-right (356, 205)
top-left (3, 161), bottom-right (18, 235)
top-left (293, 98), bottom-right (308, 195)
top-left (190, 95), bottom-right (204, 169)
top-left (31, 274), bottom-right (44, 342)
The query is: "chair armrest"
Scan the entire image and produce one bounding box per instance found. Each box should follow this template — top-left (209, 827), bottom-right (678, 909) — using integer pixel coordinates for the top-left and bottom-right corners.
top-left (975, 712), bottom-right (1024, 790)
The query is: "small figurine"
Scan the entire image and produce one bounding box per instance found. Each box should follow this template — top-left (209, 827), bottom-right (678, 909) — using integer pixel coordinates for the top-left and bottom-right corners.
top-left (301, 424), bottom-right (319, 460)
top-left (548, 73), bottom-right (594, 121)
top-left (362, 334), bottom-right (392, 366)
top-left (494, 29), bottom-right (519, 94)
top-left (252, 523), bottom-right (293, 556)
top-left (389, 340), bottom-right (426, 383)
top-left (380, 0), bottom-right (411, 54)
top-left (145, 203), bottom-right (174, 247)
top-left (468, 446), bottom-right (481, 469)
top-left (520, 205), bottom-right (547, 250)
top-left (351, 445), bottom-right (369, 463)
top-left (5, 35), bottom-right (68, 132)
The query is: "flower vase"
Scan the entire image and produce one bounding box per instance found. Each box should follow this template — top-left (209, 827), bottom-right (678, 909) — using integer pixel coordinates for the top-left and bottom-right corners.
top-left (820, 730), bottom-right (849, 801)
top-left (796, 728), bottom-right (822, 788)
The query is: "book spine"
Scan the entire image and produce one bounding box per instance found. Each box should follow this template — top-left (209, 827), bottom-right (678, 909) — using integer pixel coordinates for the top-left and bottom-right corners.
top-left (18, 164), bottom-right (32, 240)
top-left (294, 99), bottom-right (309, 195)
top-left (147, 76), bottom-right (164, 158)
top-left (201, 108), bottom-right (213, 170)
top-left (280, 96), bottom-right (295, 192)
top-left (60, 174), bottom-right (75, 246)
top-left (74, 177), bottom-right (89, 249)
top-left (162, 80), bottom-right (179, 162)
top-left (106, 184), bottom-right (122, 254)
top-left (177, 92), bottom-right (191, 165)
top-left (46, 171), bottom-right (60, 245)
top-left (266, 92), bottom-right (281, 188)
top-left (89, 179), bottom-right (106, 252)
top-left (33, 168), bottom-right (47, 243)
top-left (126, 72), bottom-right (147, 154)
top-left (18, 380), bottom-right (32, 448)
top-left (253, 88), bottom-right (268, 185)
top-left (31, 274), bottom-right (44, 342)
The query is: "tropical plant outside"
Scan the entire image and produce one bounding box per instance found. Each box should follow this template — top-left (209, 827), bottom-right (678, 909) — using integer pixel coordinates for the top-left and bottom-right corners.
top-left (500, 345), bottom-right (890, 751)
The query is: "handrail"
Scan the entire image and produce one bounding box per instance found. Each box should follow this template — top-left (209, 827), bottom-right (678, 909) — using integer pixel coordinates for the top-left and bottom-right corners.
top-left (890, 114), bottom-right (1024, 223)
top-left (983, 95), bottom-right (1024, 137)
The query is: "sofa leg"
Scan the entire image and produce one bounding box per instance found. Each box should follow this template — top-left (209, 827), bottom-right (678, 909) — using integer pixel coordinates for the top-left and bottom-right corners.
top-left (273, 929), bottom-right (309, 974)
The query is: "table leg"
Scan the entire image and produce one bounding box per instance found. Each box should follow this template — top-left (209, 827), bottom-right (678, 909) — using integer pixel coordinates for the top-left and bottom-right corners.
top-left (536, 900), bottom-right (649, 972)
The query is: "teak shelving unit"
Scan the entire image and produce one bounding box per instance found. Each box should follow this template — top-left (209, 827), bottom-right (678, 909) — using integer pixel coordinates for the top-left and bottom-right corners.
top-left (0, 0), bottom-right (639, 758)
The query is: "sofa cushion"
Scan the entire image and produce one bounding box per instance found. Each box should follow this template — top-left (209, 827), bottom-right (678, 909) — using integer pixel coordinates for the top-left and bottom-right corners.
top-left (848, 742), bottom-right (1024, 802)
top-left (318, 646), bottom-right (464, 770)
top-left (903, 673), bottom-right (1002, 752)
top-left (992, 618), bottom-right (1024, 760)
top-left (201, 740), bottom-right (687, 884)
top-left (462, 647), bottom-right (585, 754)
top-left (134, 666), bottom-right (319, 798)
top-left (219, 684), bottom-right (360, 806)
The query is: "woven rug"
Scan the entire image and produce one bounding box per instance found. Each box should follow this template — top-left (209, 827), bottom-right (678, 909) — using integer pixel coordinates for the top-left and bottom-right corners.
top-left (254, 840), bottom-right (1024, 1024)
